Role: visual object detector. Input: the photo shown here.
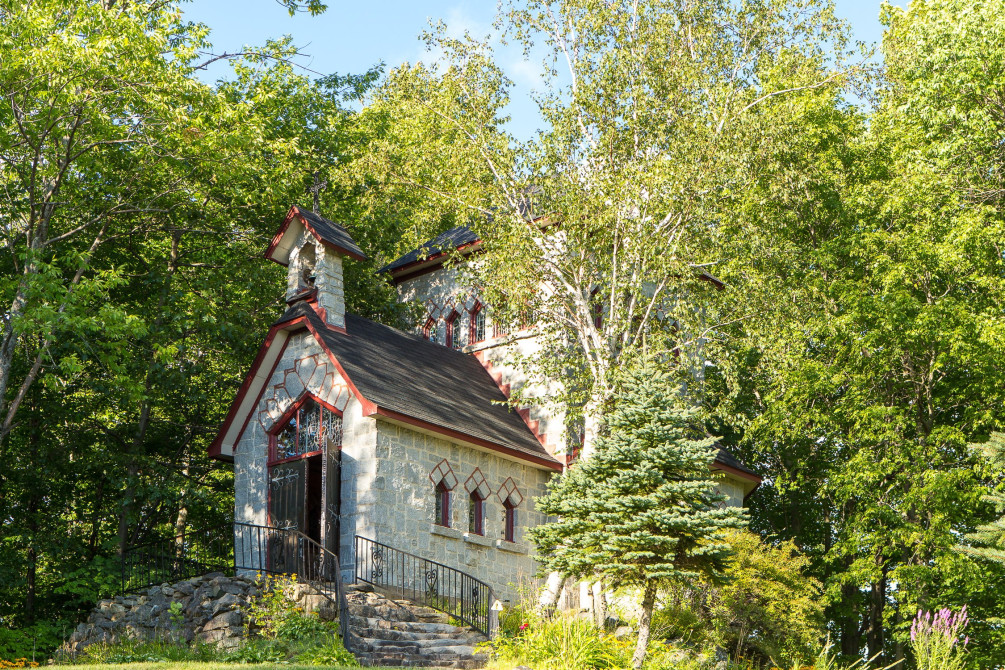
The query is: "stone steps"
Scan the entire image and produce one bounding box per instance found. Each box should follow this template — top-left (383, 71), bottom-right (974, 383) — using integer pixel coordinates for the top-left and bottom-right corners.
top-left (344, 584), bottom-right (488, 668)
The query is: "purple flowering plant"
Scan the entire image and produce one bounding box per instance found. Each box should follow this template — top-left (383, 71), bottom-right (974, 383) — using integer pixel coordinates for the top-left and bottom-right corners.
top-left (909, 606), bottom-right (969, 670)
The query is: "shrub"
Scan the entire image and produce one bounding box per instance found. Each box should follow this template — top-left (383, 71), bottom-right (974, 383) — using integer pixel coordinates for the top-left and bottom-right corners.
top-left (489, 610), bottom-right (631, 670)
top-left (656, 531), bottom-right (825, 667)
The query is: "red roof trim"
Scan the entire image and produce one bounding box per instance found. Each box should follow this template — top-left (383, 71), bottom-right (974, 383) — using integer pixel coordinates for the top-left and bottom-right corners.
top-left (211, 310), bottom-right (559, 471)
top-left (389, 240), bottom-right (483, 284)
top-left (712, 461), bottom-right (762, 485)
top-left (264, 207), bottom-right (299, 267)
top-left (369, 406), bottom-right (564, 472)
top-left (209, 323), bottom-right (291, 460)
top-left (265, 205), bottom-right (366, 265)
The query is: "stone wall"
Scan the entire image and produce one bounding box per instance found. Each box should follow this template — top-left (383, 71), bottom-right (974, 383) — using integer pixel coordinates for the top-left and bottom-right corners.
top-left (65, 573), bottom-right (260, 652)
top-left (367, 420), bottom-right (554, 604)
top-left (232, 329), bottom-right (368, 579)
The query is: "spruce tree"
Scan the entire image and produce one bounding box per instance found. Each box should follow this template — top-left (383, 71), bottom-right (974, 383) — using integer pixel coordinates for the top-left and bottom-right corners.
top-left (960, 433), bottom-right (1005, 563)
top-left (530, 363), bottom-right (747, 669)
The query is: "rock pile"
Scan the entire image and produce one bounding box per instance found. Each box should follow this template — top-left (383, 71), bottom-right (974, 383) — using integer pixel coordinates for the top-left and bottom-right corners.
top-left (65, 572), bottom-right (262, 652)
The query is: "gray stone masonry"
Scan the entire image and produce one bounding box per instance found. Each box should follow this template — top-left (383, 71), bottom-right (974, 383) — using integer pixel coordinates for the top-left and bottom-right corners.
top-left (64, 573), bottom-right (261, 652)
top-left (369, 420), bottom-right (553, 605)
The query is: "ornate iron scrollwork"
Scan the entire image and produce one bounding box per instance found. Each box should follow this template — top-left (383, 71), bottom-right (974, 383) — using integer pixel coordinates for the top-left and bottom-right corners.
top-left (370, 545), bottom-right (385, 581)
top-left (425, 566), bottom-right (439, 604)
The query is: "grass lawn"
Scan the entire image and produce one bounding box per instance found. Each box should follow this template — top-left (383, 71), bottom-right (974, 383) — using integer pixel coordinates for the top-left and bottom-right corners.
top-left (48, 664), bottom-right (366, 670)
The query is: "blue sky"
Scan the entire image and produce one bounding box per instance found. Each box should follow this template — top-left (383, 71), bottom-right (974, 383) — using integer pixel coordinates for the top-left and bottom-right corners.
top-left (183, 0), bottom-right (892, 140)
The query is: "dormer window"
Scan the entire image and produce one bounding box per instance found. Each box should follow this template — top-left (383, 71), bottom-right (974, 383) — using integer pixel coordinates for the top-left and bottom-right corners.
top-left (470, 302), bottom-right (486, 344)
top-left (446, 310), bottom-right (462, 350)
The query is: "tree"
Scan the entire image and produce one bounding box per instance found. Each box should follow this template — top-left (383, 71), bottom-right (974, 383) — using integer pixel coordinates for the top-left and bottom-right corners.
top-left (530, 363), bottom-right (746, 669)
top-left (0, 0), bottom-right (376, 640)
top-left (438, 0), bottom-right (862, 463)
top-left (661, 531), bottom-right (825, 666)
top-left (707, 0), bottom-right (1005, 662)
top-left (959, 434), bottom-right (1005, 564)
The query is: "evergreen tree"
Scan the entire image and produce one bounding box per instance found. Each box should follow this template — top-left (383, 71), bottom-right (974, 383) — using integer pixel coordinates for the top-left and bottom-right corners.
top-left (959, 433), bottom-right (1005, 564)
top-left (530, 363), bottom-right (747, 669)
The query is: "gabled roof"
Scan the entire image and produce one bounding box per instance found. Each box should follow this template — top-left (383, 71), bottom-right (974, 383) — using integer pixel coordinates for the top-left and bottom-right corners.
top-left (266, 205), bottom-right (366, 265)
top-left (210, 301), bottom-right (562, 471)
top-left (713, 446), bottom-right (760, 483)
top-left (378, 225), bottom-right (480, 278)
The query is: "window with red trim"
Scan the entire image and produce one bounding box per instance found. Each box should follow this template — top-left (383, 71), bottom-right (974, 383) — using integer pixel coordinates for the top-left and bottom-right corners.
top-left (445, 310), bottom-right (462, 350)
top-left (468, 490), bottom-right (485, 535)
top-left (503, 501), bottom-right (517, 542)
top-left (270, 395), bottom-right (342, 463)
top-left (423, 318), bottom-right (439, 344)
top-left (469, 303), bottom-right (486, 344)
top-left (434, 481), bottom-right (451, 527)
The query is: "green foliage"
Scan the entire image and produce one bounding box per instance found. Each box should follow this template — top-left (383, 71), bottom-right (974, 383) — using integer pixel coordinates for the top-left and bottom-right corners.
top-left (0, 623), bottom-right (61, 664)
top-left (489, 611), bottom-right (631, 670)
top-left (532, 362), bottom-right (746, 667)
top-left (532, 363), bottom-right (747, 587)
top-left (658, 531), bottom-right (825, 667)
top-left (958, 433), bottom-right (1005, 564)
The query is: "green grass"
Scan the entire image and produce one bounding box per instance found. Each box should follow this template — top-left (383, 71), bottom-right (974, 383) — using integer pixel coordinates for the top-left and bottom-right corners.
top-left (48, 664), bottom-right (365, 670)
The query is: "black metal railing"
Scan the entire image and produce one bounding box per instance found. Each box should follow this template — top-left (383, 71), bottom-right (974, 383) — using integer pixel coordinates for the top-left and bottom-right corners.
top-left (120, 526), bottom-right (233, 595)
top-left (120, 523), bottom-right (355, 653)
top-left (354, 535), bottom-right (495, 637)
top-left (233, 522), bottom-right (355, 652)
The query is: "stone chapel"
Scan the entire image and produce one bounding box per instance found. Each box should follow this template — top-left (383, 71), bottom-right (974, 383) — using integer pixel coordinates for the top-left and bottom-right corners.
top-left (209, 205), bottom-right (761, 604)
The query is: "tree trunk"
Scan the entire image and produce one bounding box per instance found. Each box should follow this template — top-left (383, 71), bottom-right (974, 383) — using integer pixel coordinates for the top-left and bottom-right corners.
top-left (867, 572), bottom-right (886, 661)
top-left (538, 571), bottom-right (566, 609)
top-left (840, 582), bottom-right (861, 657)
top-left (631, 580), bottom-right (657, 670)
top-left (592, 579), bottom-right (607, 628)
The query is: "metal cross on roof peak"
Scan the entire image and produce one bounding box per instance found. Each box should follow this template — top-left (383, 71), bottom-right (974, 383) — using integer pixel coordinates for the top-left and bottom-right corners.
top-left (308, 171), bottom-right (328, 214)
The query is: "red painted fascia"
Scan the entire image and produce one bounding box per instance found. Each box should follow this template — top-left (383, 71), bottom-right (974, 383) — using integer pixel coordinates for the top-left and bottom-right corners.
top-left (712, 461), bottom-right (762, 485)
top-left (265, 205), bottom-right (366, 265)
top-left (209, 321), bottom-right (293, 460)
top-left (213, 308), bottom-right (560, 472)
top-left (389, 240), bottom-right (483, 284)
top-left (472, 350), bottom-right (554, 452)
top-left (369, 406), bottom-right (563, 472)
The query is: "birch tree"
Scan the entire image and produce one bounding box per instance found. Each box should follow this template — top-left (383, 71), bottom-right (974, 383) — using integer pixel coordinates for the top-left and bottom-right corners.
top-left (423, 0), bottom-right (862, 461)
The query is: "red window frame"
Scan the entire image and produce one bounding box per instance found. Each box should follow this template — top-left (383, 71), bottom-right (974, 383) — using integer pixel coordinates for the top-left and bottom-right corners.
top-left (445, 310), bottom-right (461, 350)
top-left (468, 491), bottom-right (485, 535)
top-left (503, 500), bottom-right (517, 542)
top-left (267, 394), bottom-right (342, 465)
top-left (423, 318), bottom-right (438, 343)
top-left (434, 481), bottom-right (451, 527)
top-left (469, 302), bottom-right (486, 344)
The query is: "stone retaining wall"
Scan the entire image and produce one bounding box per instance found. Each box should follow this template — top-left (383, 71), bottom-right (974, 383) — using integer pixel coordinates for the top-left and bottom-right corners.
top-left (65, 573), bottom-right (262, 652)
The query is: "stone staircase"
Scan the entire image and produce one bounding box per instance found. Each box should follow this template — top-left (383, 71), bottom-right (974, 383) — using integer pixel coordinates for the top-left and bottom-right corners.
top-left (344, 583), bottom-right (489, 668)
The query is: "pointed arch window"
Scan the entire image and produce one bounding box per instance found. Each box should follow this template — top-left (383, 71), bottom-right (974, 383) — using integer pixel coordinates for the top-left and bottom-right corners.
top-left (497, 478), bottom-right (524, 543)
top-left (435, 481), bottom-right (451, 527)
top-left (270, 395), bottom-right (342, 463)
top-left (469, 302), bottom-right (486, 344)
top-left (445, 310), bottom-right (462, 350)
top-left (423, 318), bottom-right (439, 344)
top-left (429, 460), bottom-right (458, 527)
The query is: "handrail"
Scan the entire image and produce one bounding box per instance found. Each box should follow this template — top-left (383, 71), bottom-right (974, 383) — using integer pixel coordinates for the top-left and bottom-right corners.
top-left (120, 523), bottom-right (356, 654)
top-left (119, 525), bottom-right (233, 595)
top-left (354, 535), bottom-right (495, 637)
top-left (234, 522), bottom-right (356, 653)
